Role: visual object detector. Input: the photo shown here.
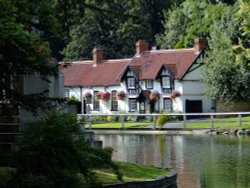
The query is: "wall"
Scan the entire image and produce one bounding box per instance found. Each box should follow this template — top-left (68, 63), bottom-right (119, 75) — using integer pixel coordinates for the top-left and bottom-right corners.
top-left (216, 100), bottom-right (250, 112)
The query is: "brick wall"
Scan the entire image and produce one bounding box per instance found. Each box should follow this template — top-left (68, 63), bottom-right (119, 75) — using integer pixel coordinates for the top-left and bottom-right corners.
top-left (216, 100), bottom-right (250, 112)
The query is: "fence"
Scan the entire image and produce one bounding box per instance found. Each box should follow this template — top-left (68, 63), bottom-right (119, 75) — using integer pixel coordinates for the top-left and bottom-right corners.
top-left (77, 112), bottom-right (250, 130)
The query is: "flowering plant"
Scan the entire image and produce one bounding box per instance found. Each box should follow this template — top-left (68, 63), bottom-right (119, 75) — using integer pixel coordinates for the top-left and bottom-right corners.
top-left (83, 92), bottom-right (92, 99)
top-left (95, 91), bottom-right (102, 101)
top-left (116, 90), bottom-right (126, 100)
top-left (170, 90), bottom-right (181, 99)
top-left (149, 91), bottom-right (160, 102)
top-left (101, 91), bottom-right (110, 101)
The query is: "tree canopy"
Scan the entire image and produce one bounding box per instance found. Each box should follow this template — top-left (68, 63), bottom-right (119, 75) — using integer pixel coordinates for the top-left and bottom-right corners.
top-left (0, 0), bottom-right (59, 110)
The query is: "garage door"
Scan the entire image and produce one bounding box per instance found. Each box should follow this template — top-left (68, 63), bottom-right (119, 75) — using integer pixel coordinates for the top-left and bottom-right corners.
top-left (186, 100), bottom-right (202, 113)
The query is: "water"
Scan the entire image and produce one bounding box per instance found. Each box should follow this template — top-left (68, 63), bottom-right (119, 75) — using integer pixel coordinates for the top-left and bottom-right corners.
top-left (95, 134), bottom-right (250, 188)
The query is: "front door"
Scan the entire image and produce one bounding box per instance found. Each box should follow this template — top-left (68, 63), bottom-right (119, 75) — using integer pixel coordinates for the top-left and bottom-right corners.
top-left (149, 101), bottom-right (155, 113)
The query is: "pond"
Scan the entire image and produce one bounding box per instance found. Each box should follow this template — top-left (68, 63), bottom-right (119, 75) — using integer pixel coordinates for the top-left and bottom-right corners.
top-left (95, 134), bottom-right (250, 188)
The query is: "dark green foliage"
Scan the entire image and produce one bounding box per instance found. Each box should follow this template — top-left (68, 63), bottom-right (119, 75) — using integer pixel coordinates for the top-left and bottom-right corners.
top-left (6, 112), bottom-right (122, 188)
top-left (0, 0), bottom-right (60, 111)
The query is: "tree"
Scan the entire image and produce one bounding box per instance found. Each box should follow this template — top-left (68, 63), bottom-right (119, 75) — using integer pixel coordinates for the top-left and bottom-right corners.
top-left (0, 0), bottom-right (60, 111)
top-left (156, 0), bottom-right (232, 49)
top-left (202, 1), bottom-right (250, 101)
top-left (7, 112), bottom-right (122, 188)
top-left (62, 0), bottom-right (182, 60)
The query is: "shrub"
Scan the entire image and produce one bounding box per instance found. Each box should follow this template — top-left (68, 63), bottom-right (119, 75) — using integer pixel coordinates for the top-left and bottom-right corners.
top-left (6, 112), bottom-right (122, 188)
top-left (156, 115), bottom-right (169, 128)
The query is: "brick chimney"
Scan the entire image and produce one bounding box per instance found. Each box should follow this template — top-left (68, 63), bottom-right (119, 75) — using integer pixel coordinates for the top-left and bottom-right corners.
top-left (92, 48), bottom-right (103, 65)
top-left (194, 38), bottom-right (207, 52)
top-left (136, 40), bottom-right (149, 55)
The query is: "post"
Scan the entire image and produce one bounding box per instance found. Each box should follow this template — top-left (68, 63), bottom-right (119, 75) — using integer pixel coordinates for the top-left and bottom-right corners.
top-left (183, 115), bottom-right (187, 128)
top-left (238, 114), bottom-right (242, 127)
top-left (210, 115), bottom-right (214, 129)
top-left (153, 115), bottom-right (156, 130)
top-left (121, 115), bottom-right (125, 129)
top-left (89, 115), bottom-right (92, 129)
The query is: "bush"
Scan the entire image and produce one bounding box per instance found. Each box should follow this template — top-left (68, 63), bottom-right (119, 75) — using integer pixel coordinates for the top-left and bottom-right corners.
top-left (6, 112), bottom-right (122, 188)
top-left (156, 115), bottom-right (169, 128)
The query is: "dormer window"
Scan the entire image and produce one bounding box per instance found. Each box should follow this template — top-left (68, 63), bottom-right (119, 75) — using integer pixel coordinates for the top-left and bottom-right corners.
top-left (128, 77), bottom-right (135, 89)
top-left (162, 77), bottom-right (171, 88)
top-left (160, 67), bottom-right (173, 93)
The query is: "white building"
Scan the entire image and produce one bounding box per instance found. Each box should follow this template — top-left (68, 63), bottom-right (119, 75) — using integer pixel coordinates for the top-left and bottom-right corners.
top-left (62, 38), bottom-right (213, 114)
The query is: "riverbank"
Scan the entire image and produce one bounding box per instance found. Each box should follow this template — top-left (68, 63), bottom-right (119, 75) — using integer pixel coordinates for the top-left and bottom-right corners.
top-left (92, 127), bottom-right (250, 136)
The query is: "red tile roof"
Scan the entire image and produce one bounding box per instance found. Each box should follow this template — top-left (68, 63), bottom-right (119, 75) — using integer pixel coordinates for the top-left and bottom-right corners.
top-left (130, 48), bottom-right (200, 80)
top-left (62, 48), bottom-right (201, 87)
top-left (62, 59), bottom-right (130, 87)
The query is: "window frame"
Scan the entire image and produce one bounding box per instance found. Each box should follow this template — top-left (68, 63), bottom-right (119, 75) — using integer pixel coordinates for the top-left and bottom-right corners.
top-left (93, 91), bottom-right (100, 111)
top-left (129, 98), bottom-right (137, 112)
top-left (146, 80), bottom-right (153, 89)
top-left (127, 77), bottom-right (136, 89)
top-left (162, 76), bottom-right (171, 89)
top-left (163, 98), bottom-right (172, 111)
top-left (65, 88), bottom-right (70, 98)
top-left (111, 90), bottom-right (118, 111)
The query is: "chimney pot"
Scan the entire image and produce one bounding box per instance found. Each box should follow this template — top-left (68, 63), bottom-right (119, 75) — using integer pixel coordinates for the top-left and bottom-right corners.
top-left (136, 40), bottom-right (149, 55)
top-left (92, 48), bottom-right (103, 65)
top-left (194, 38), bottom-right (207, 52)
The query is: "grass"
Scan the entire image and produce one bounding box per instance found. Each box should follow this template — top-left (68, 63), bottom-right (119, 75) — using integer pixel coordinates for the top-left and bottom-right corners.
top-left (85, 122), bottom-right (152, 129)
top-left (186, 116), bottom-right (250, 129)
top-left (95, 161), bottom-right (169, 184)
top-left (0, 167), bottom-right (15, 187)
top-left (0, 162), bottom-right (168, 186)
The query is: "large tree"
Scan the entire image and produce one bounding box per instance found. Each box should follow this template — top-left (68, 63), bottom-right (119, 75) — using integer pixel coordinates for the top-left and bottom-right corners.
top-left (0, 0), bottom-right (60, 110)
top-left (62, 0), bottom-right (183, 60)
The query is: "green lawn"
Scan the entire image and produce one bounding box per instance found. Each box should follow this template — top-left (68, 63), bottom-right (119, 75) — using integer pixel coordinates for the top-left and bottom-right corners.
top-left (186, 116), bottom-right (250, 129)
top-left (95, 161), bottom-right (169, 184)
top-left (0, 162), bottom-right (168, 186)
top-left (85, 122), bottom-right (152, 128)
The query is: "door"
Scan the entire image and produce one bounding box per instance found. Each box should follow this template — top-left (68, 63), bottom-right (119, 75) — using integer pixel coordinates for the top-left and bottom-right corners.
top-left (186, 100), bottom-right (202, 118)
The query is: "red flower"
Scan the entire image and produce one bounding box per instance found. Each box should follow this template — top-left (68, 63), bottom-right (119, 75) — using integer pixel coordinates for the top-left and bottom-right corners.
top-left (116, 90), bottom-right (126, 100)
top-left (149, 91), bottom-right (160, 102)
top-left (101, 91), bottom-right (110, 101)
top-left (170, 91), bottom-right (181, 99)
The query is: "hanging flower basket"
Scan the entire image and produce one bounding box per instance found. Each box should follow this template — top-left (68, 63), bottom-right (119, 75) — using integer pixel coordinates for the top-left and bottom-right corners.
top-left (101, 91), bottom-right (110, 101)
top-left (95, 91), bottom-right (102, 101)
top-left (149, 91), bottom-right (160, 102)
top-left (170, 90), bottom-right (181, 99)
top-left (83, 92), bottom-right (92, 100)
top-left (116, 90), bottom-right (126, 100)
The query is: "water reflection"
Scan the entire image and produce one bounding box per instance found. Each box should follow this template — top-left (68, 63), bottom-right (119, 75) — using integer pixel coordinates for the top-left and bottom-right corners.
top-left (95, 134), bottom-right (250, 188)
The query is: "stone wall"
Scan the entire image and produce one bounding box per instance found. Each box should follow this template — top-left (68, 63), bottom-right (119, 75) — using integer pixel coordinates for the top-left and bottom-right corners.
top-left (216, 100), bottom-right (250, 112)
top-left (102, 169), bottom-right (177, 188)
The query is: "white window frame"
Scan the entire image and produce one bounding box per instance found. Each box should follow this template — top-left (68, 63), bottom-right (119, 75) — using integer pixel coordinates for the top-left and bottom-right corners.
top-left (163, 98), bottom-right (172, 111)
top-left (128, 77), bottom-right (135, 89)
top-left (129, 98), bottom-right (137, 112)
top-left (65, 88), bottom-right (70, 98)
top-left (146, 80), bottom-right (153, 89)
top-left (162, 77), bottom-right (171, 88)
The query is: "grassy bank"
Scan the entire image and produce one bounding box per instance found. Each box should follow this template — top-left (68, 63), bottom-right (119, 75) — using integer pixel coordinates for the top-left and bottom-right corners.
top-left (0, 162), bottom-right (168, 186)
top-left (95, 161), bottom-right (168, 184)
top-left (85, 122), bottom-right (152, 129)
top-left (187, 116), bottom-right (250, 129)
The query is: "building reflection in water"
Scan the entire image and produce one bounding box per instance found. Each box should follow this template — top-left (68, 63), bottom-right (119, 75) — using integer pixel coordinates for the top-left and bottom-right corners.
top-left (96, 134), bottom-right (250, 188)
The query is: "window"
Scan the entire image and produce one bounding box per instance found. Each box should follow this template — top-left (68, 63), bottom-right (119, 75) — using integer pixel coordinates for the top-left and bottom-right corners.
top-left (162, 77), bottom-right (171, 88)
top-left (127, 77), bottom-right (135, 89)
top-left (146, 80), bottom-right (153, 89)
top-left (111, 91), bottom-right (118, 111)
top-left (65, 88), bottom-right (70, 98)
top-left (93, 91), bottom-right (100, 110)
top-left (163, 98), bottom-right (172, 111)
top-left (129, 98), bottom-right (137, 112)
